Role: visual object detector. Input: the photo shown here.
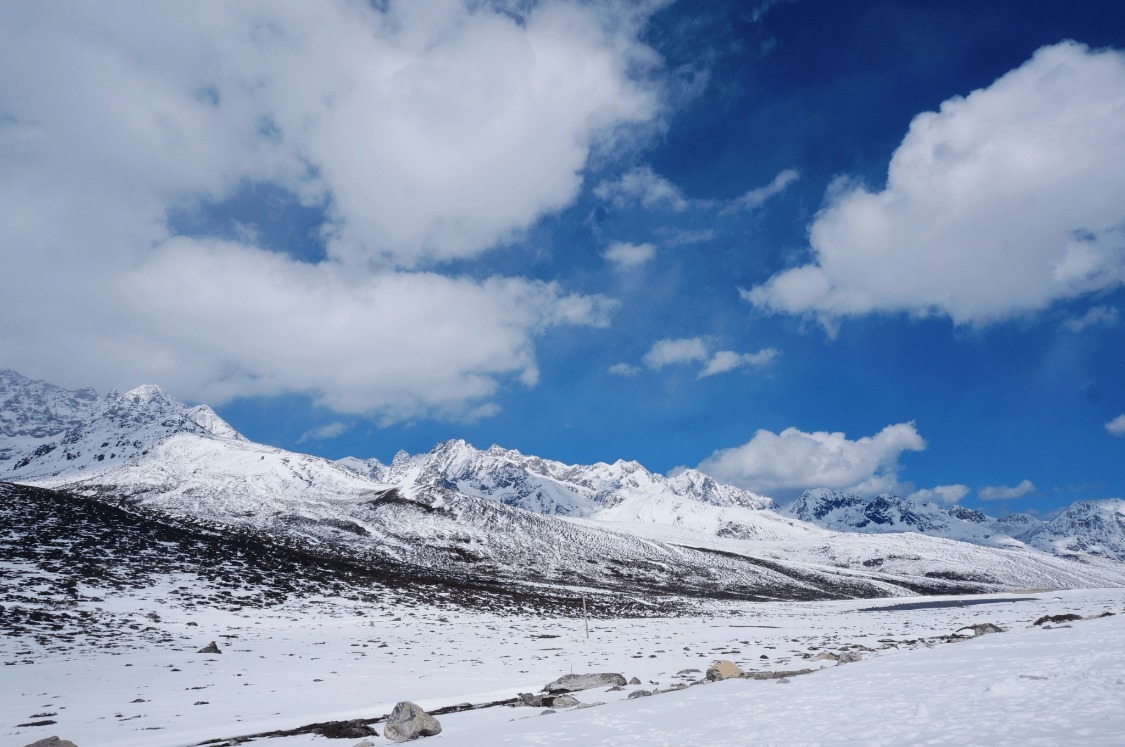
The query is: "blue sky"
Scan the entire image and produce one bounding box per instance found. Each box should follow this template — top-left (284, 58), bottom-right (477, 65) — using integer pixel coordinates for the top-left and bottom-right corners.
top-left (2, 0), bottom-right (1123, 515)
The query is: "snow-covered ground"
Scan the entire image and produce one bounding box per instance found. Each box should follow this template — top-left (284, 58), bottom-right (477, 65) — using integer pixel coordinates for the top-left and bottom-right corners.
top-left (4, 587), bottom-right (1122, 746)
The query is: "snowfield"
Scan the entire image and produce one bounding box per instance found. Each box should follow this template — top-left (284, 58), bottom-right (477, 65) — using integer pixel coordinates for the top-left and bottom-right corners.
top-left (3, 586), bottom-right (1123, 746)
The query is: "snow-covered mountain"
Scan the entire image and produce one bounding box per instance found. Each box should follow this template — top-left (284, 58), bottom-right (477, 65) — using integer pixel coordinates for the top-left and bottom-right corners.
top-left (786, 489), bottom-right (1028, 548)
top-left (788, 488), bottom-right (1125, 562)
top-left (338, 439), bottom-right (776, 517)
top-left (1030, 499), bottom-right (1125, 560)
top-left (3, 369), bottom-right (1125, 600)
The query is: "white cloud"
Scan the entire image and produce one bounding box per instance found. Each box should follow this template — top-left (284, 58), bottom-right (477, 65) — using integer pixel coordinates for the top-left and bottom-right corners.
top-left (1067, 305), bottom-right (1120, 332)
top-left (978, 479), bottom-right (1036, 501)
top-left (594, 166), bottom-right (690, 212)
top-left (721, 168), bottom-right (800, 213)
top-left (0, 1), bottom-right (658, 420)
top-left (608, 363), bottom-right (642, 377)
top-left (907, 484), bottom-right (970, 505)
top-left (604, 241), bottom-right (657, 268)
top-left (298, 422), bottom-right (348, 443)
top-left (698, 348), bottom-right (779, 377)
top-left (1106, 414), bottom-right (1125, 436)
top-left (698, 423), bottom-right (926, 497)
top-left (642, 338), bottom-right (709, 369)
top-left (745, 42), bottom-right (1125, 326)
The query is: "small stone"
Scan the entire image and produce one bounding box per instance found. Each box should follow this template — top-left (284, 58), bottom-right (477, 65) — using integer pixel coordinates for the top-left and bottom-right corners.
top-left (197, 641), bottom-right (221, 654)
top-left (540, 709), bottom-right (556, 715)
top-left (627, 689), bottom-right (653, 699)
top-left (628, 676), bottom-right (641, 685)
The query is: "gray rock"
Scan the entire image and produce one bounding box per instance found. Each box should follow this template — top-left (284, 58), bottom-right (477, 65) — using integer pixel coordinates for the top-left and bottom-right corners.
top-left (628, 676), bottom-right (641, 685)
top-left (627, 689), bottom-right (653, 699)
top-left (544, 672), bottom-right (627, 693)
top-left (540, 709), bottom-right (556, 715)
top-left (551, 694), bottom-right (579, 708)
top-left (197, 641), bottom-right (221, 654)
top-left (383, 701), bottom-right (442, 743)
top-left (836, 652), bottom-right (862, 664)
top-left (22, 739), bottom-right (79, 747)
top-left (576, 701), bottom-right (605, 709)
top-left (353, 741), bottom-right (375, 747)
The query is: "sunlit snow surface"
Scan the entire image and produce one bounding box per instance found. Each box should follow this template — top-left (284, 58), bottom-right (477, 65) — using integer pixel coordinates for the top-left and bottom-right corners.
top-left (3, 587), bottom-right (1122, 746)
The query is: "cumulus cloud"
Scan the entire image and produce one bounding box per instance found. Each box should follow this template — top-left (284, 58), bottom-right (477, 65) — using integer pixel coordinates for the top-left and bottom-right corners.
top-left (745, 42), bottom-right (1125, 327)
top-left (698, 423), bottom-right (926, 497)
top-left (1106, 414), bottom-right (1125, 436)
top-left (594, 166), bottom-right (690, 212)
top-left (604, 241), bottom-right (657, 268)
top-left (698, 348), bottom-right (779, 377)
top-left (978, 479), bottom-right (1037, 501)
top-left (0, 1), bottom-right (659, 420)
top-left (642, 338), bottom-right (709, 369)
top-left (298, 422), bottom-right (348, 443)
top-left (1067, 305), bottom-right (1120, 332)
top-left (907, 484), bottom-right (970, 505)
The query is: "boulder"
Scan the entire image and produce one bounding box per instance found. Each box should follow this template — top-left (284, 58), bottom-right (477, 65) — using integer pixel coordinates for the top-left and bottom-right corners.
top-left (544, 672), bottom-right (626, 693)
top-left (627, 689), bottom-right (653, 699)
top-left (551, 694), bottom-right (579, 708)
top-left (1033, 614), bottom-right (1081, 627)
top-left (383, 701), bottom-right (442, 743)
top-left (836, 652), bottom-right (862, 664)
top-left (628, 676), bottom-right (641, 685)
top-left (197, 641), bottom-right (221, 654)
top-left (22, 739), bottom-right (79, 747)
top-left (706, 660), bottom-right (742, 681)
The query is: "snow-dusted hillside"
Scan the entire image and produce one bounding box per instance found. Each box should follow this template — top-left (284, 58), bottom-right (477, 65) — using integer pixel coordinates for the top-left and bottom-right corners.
top-left (338, 439), bottom-right (776, 517)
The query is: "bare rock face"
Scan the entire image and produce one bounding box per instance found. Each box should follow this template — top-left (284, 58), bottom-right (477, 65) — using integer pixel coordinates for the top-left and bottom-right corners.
top-left (544, 672), bottom-right (627, 693)
top-left (22, 738), bottom-right (79, 747)
top-left (383, 701), bottom-right (442, 743)
top-left (706, 659), bottom-right (742, 681)
top-left (197, 641), bottom-right (221, 654)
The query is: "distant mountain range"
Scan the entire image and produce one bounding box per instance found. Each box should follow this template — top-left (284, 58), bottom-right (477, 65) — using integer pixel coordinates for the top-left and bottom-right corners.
top-left (3, 368), bottom-right (1123, 604)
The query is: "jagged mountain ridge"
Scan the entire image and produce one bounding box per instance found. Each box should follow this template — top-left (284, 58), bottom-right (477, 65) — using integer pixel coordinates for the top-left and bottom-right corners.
top-left (788, 488), bottom-right (1125, 563)
top-left (338, 439), bottom-right (776, 518)
top-left (3, 368), bottom-right (1125, 594)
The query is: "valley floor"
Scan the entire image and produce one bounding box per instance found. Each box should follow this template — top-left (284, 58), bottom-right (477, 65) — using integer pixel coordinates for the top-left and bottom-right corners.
top-left (3, 587), bottom-right (1123, 746)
